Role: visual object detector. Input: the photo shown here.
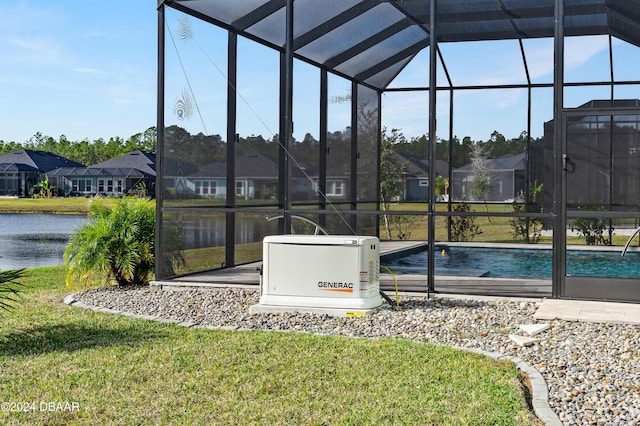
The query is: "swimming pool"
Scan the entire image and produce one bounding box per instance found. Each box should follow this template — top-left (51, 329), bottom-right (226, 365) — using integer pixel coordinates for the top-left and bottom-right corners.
top-left (382, 245), bottom-right (640, 280)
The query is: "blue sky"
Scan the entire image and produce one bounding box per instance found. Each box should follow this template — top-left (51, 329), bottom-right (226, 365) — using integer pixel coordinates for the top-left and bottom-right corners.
top-left (3, 1), bottom-right (640, 145)
top-left (0, 1), bottom-right (156, 144)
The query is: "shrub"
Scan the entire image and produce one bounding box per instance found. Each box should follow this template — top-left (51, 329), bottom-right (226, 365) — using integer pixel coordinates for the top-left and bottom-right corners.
top-left (510, 182), bottom-right (544, 243)
top-left (389, 215), bottom-right (420, 240)
top-left (65, 198), bottom-right (158, 288)
top-left (447, 203), bottom-right (482, 242)
top-left (570, 205), bottom-right (611, 246)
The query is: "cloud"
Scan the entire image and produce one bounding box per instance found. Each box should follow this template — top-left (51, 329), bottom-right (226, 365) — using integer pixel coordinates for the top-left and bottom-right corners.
top-left (381, 91), bottom-right (438, 137)
top-left (0, 2), bottom-right (58, 32)
top-left (442, 35), bottom-right (614, 87)
top-left (107, 84), bottom-right (153, 107)
top-left (565, 36), bottom-right (611, 68)
top-left (73, 67), bottom-right (107, 76)
top-left (4, 35), bottom-right (67, 65)
top-left (525, 35), bottom-right (614, 81)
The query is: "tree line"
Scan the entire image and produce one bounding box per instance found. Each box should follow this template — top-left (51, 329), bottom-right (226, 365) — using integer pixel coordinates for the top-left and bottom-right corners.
top-left (392, 129), bottom-right (542, 168)
top-left (0, 127), bottom-right (157, 166)
top-left (1, 124), bottom-right (538, 169)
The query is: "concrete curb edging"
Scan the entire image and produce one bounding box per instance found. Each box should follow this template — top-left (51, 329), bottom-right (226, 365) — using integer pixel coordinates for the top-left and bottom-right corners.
top-left (64, 293), bottom-right (562, 425)
top-left (457, 346), bottom-right (562, 426)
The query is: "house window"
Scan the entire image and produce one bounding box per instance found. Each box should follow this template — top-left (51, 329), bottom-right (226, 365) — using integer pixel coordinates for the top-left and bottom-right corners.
top-left (195, 180), bottom-right (217, 197)
top-left (419, 179), bottom-right (429, 187)
top-left (201, 181), bottom-right (210, 195)
top-left (236, 181), bottom-right (245, 196)
top-left (98, 179), bottom-right (105, 192)
top-left (103, 179), bottom-right (122, 193)
top-left (72, 179), bottom-right (92, 193)
top-left (327, 180), bottom-right (344, 196)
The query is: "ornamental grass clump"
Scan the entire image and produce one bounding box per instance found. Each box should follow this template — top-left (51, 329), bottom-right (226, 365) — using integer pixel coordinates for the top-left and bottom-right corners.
top-left (65, 198), bottom-right (156, 288)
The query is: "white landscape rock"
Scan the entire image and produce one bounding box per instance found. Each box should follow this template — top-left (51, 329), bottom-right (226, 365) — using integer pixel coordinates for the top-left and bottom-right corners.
top-left (519, 323), bottom-right (550, 336)
top-left (509, 334), bottom-right (539, 347)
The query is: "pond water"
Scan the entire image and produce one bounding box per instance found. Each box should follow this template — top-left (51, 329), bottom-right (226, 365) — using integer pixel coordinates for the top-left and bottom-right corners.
top-left (0, 213), bottom-right (87, 270)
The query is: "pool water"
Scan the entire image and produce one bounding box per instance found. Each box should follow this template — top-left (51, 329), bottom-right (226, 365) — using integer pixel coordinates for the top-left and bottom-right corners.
top-left (382, 246), bottom-right (640, 280)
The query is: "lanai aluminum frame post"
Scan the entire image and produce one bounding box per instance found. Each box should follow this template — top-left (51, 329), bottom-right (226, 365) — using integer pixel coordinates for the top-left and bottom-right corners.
top-left (552, 0), bottom-right (565, 299)
top-left (281, 0), bottom-right (294, 234)
top-left (427, 0), bottom-right (438, 295)
top-left (155, 2), bottom-right (166, 280)
top-left (319, 70), bottom-right (328, 229)
top-left (225, 32), bottom-right (237, 267)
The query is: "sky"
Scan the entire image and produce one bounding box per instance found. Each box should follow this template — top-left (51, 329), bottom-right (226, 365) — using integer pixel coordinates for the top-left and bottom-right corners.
top-left (0, 1), bottom-right (157, 144)
top-left (3, 1), bottom-right (640, 145)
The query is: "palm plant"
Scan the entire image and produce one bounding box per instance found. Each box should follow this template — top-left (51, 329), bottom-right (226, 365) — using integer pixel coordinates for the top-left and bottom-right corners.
top-left (65, 198), bottom-right (157, 288)
top-left (33, 175), bottom-right (57, 198)
top-left (0, 269), bottom-right (26, 313)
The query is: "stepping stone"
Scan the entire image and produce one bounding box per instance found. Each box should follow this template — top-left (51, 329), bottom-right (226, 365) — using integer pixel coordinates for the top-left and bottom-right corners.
top-left (519, 323), bottom-right (550, 336)
top-left (509, 334), bottom-right (539, 347)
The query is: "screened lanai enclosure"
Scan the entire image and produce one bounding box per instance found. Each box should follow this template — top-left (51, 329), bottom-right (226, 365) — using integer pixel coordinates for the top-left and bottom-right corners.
top-left (156, 0), bottom-right (640, 303)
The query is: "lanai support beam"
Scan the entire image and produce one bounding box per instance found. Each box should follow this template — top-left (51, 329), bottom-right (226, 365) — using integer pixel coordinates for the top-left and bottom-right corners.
top-left (427, 0), bottom-right (437, 295)
top-left (281, 0), bottom-right (294, 233)
top-left (155, 2), bottom-right (166, 279)
top-left (226, 32), bottom-right (237, 267)
top-left (552, 0), bottom-right (565, 299)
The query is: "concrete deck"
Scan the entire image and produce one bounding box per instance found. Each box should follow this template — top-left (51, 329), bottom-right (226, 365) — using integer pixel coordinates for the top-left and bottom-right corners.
top-left (534, 299), bottom-right (640, 324)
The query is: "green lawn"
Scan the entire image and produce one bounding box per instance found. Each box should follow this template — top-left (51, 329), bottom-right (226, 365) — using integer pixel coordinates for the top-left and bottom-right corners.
top-left (0, 197), bottom-right (116, 214)
top-left (0, 266), bottom-right (540, 425)
top-left (380, 202), bottom-right (537, 243)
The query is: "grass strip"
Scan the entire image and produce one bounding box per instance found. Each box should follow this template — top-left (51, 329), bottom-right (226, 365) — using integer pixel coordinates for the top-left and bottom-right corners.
top-left (0, 198), bottom-right (108, 215)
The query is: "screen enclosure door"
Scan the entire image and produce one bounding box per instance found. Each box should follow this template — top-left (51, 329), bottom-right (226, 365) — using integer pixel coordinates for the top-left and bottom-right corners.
top-left (562, 109), bottom-right (640, 302)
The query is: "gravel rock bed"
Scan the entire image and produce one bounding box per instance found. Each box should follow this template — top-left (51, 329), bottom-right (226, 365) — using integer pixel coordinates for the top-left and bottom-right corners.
top-left (74, 286), bottom-right (640, 426)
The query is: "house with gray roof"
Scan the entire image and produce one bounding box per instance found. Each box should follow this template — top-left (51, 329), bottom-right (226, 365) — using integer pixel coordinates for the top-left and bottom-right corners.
top-left (47, 150), bottom-right (156, 197)
top-left (451, 152), bottom-right (526, 202)
top-left (186, 152), bottom-right (316, 201)
top-left (0, 149), bottom-right (85, 196)
top-left (391, 152), bottom-right (449, 202)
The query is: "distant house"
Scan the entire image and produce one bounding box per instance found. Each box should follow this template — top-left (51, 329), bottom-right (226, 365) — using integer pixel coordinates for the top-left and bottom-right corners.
top-left (322, 163), bottom-right (349, 200)
top-left (47, 150), bottom-right (156, 197)
top-left (187, 160), bottom-right (226, 200)
top-left (185, 152), bottom-right (316, 201)
top-left (452, 152), bottom-right (526, 202)
top-left (388, 152), bottom-right (449, 202)
top-left (0, 150), bottom-right (85, 197)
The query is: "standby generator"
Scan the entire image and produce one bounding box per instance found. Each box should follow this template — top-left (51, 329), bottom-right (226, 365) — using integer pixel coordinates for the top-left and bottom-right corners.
top-left (250, 235), bottom-right (382, 316)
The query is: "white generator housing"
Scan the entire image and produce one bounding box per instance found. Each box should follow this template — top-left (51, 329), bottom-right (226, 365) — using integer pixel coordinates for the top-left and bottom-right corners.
top-left (250, 235), bottom-right (382, 316)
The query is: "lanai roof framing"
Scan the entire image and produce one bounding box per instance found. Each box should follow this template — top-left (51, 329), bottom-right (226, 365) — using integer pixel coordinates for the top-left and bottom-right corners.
top-left (160, 0), bottom-right (640, 92)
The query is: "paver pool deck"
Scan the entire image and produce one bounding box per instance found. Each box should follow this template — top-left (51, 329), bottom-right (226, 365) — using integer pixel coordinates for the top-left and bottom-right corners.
top-left (534, 298), bottom-right (640, 324)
